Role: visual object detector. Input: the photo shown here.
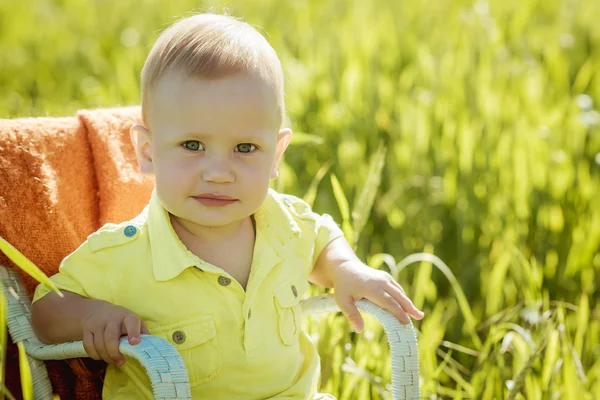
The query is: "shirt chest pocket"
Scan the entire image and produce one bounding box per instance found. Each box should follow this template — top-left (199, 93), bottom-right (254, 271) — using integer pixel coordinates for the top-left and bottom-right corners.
top-left (273, 275), bottom-right (310, 346)
top-left (149, 314), bottom-right (222, 387)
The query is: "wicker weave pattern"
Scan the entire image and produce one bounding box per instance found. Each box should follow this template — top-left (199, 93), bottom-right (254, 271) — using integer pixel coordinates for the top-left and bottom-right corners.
top-left (1, 266), bottom-right (191, 400)
top-left (1, 266), bottom-right (54, 400)
top-left (2, 267), bottom-right (420, 399)
top-left (301, 295), bottom-right (421, 400)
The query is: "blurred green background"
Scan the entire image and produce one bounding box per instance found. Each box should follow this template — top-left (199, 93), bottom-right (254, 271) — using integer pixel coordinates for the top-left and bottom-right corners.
top-left (1, 0), bottom-right (599, 398)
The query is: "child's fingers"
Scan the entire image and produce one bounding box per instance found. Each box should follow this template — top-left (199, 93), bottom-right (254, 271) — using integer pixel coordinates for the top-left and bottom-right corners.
top-left (104, 322), bottom-right (125, 366)
top-left (93, 329), bottom-right (112, 364)
top-left (83, 330), bottom-right (100, 360)
top-left (122, 313), bottom-right (143, 345)
top-left (371, 292), bottom-right (410, 325)
top-left (386, 283), bottom-right (424, 320)
top-left (388, 277), bottom-right (406, 295)
top-left (336, 295), bottom-right (364, 333)
top-left (140, 321), bottom-right (150, 335)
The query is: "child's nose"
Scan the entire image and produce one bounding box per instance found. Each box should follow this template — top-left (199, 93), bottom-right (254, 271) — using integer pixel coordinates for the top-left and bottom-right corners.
top-left (201, 157), bottom-right (234, 183)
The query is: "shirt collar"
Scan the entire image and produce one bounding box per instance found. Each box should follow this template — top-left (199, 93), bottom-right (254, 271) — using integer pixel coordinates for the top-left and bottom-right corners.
top-left (148, 188), bottom-right (301, 282)
top-left (147, 190), bottom-right (202, 281)
top-left (253, 189), bottom-right (302, 253)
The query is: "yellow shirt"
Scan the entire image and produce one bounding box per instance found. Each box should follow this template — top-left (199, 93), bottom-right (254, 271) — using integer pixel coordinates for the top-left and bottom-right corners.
top-left (33, 189), bottom-right (344, 399)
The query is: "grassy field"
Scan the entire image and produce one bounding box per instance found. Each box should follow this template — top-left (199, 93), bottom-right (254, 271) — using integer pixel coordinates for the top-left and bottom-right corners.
top-left (1, 0), bottom-right (600, 398)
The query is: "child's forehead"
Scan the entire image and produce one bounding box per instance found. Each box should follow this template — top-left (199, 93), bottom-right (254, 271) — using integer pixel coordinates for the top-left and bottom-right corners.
top-left (154, 69), bottom-right (276, 99)
top-left (147, 71), bottom-right (282, 135)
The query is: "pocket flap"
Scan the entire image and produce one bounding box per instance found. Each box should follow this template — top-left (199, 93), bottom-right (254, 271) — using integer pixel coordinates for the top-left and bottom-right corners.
top-left (274, 275), bottom-right (310, 308)
top-left (150, 314), bottom-right (216, 351)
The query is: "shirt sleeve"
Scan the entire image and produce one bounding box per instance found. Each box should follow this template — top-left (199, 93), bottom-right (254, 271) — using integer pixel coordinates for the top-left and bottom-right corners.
top-left (280, 194), bottom-right (345, 269)
top-left (32, 239), bottom-right (112, 304)
top-left (312, 213), bottom-right (345, 266)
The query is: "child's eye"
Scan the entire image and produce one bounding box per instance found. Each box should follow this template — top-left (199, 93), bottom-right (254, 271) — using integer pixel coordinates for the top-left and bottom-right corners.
top-left (183, 140), bottom-right (204, 151)
top-left (236, 143), bottom-right (256, 153)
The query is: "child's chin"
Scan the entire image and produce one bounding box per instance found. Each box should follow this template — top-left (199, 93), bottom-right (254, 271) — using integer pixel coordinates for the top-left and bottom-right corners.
top-left (186, 212), bottom-right (248, 228)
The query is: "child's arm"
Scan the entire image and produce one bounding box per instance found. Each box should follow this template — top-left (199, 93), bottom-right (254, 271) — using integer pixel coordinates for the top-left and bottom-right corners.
top-left (32, 291), bottom-right (148, 366)
top-left (278, 192), bottom-right (424, 331)
top-left (310, 236), bottom-right (424, 333)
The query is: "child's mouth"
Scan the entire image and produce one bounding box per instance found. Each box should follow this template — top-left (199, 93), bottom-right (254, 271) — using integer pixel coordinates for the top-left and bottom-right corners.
top-left (193, 194), bottom-right (237, 207)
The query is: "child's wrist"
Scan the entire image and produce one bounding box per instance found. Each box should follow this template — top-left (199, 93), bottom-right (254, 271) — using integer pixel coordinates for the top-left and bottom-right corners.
top-left (330, 259), bottom-right (362, 285)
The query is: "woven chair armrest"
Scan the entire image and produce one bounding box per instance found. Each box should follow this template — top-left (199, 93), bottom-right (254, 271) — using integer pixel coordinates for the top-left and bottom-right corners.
top-left (1, 266), bottom-right (191, 400)
top-left (301, 294), bottom-right (421, 400)
top-left (26, 336), bottom-right (191, 399)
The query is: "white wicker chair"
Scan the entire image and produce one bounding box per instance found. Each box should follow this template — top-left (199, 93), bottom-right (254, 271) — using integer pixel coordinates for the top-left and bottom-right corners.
top-left (1, 266), bottom-right (420, 400)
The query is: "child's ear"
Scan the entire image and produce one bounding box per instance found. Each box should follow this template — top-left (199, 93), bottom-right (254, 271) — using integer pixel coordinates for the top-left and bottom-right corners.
top-left (271, 128), bottom-right (292, 179)
top-left (130, 124), bottom-right (154, 174)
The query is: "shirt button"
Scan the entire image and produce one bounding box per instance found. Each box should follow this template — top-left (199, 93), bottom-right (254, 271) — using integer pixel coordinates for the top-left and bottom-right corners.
top-left (247, 309), bottom-right (252, 319)
top-left (218, 276), bottom-right (231, 286)
top-left (291, 285), bottom-right (298, 297)
top-left (123, 225), bottom-right (137, 237)
top-left (172, 330), bottom-right (186, 344)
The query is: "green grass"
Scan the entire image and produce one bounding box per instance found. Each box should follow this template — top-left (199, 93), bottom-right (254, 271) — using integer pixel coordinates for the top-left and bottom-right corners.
top-left (1, 0), bottom-right (599, 398)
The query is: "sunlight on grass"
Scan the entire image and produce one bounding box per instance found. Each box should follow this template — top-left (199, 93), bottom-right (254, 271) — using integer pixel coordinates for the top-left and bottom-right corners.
top-left (1, 0), bottom-right (599, 398)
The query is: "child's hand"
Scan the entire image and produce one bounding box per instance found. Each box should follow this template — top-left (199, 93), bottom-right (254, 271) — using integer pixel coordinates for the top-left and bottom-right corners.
top-left (331, 261), bottom-right (424, 333)
top-left (82, 302), bottom-right (149, 367)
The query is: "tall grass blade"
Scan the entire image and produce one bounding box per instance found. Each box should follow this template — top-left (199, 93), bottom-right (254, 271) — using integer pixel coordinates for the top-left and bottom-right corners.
top-left (350, 142), bottom-right (386, 246)
top-left (303, 162), bottom-right (331, 207)
top-left (0, 237), bottom-right (60, 296)
top-left (17, 342), bottom-right (33, 400)
top-left (330, 173), bottom-right (354, 241)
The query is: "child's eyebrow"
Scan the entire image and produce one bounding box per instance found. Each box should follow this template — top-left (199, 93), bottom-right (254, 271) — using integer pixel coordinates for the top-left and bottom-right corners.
top-left (175, 131), bottom-right (268, 143)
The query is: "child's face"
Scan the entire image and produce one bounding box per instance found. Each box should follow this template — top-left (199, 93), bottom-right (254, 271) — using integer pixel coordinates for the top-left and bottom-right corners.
top-left (133, 70), bottom-right (291, 229)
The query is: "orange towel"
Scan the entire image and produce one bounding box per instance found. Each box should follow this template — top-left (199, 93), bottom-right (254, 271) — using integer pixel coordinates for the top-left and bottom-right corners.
top-left (78, 106), bottom-right (153, 226)
top-left (0, 107), bottom-right (154, 399)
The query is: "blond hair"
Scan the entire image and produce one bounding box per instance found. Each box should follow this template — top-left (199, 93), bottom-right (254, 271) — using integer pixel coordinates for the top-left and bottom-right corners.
top-left (140, 13), bottom-right (284, 127)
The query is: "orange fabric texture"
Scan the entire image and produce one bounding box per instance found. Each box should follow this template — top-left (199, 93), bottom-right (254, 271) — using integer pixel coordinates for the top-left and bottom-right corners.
top-left (0, 107), bottom-right (154, 399)
top-left (78, 107), bottom-right (154, 226)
